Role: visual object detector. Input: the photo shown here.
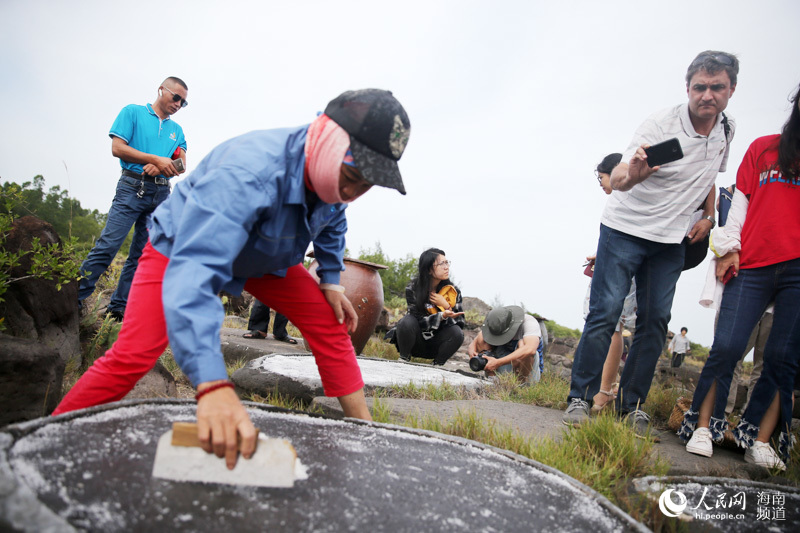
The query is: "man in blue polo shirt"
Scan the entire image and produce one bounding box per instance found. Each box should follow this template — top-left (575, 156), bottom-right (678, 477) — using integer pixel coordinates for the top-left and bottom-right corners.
top-left (78, 77), bottom-right (188, 320)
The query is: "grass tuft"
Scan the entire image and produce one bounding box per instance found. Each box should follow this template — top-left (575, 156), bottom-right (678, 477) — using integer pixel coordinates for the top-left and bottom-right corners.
top-left (378, 380), bottom-right (479, 402)
top-left (371, 395), bottom-right (393, 424)
top-left (225, 357), bottom-right (249, 376)
top-left (485, 371), bottom-right (571, 409)
top-left (641, 381), bottom-right (686, 422)
top-left (244, 389), bottom-right (323, 414)
top-left (158, 349), bottom-right (183, 379)
top-left (361, 334), bottom-right (401, 359)
top-left (82, 315), bottom-right (121, 371)
top-left (401, 407), bottom-right (668, 507)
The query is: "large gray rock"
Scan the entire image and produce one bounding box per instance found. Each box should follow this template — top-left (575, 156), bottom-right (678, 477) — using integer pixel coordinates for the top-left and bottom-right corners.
top-left (221, 291), bottom-right (252, 317)
top-left (654, 365), bottom-right (702, 391)
top-left (0, 215), bottom-right (80, 367)
top-left (219, 326), bottom-right (305, 365)
top-left (548, 336), bottom-right (578, 357)
top-left (1, 401), bottom-right (646, 532)
top-left (374, 307), bottom-right (391, 332)
top-left (232, 354), bottom-right (484, 402)
top-left (461, 296), bottom-right (491, 317)
top-left (545, 352), bottom-right (574, 382)
top-left (0, 333), bottom-right (64, 425)
top-left (122, 360), bottom-right (177, 400)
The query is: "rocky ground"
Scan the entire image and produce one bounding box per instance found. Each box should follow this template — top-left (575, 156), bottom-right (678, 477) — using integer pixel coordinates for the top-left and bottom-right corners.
top-left (125, 325), bottom-right (785, 483)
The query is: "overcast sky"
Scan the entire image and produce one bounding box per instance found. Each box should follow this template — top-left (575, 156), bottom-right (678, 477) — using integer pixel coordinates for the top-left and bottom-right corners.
top-left (2, 0), bottom-right (799, 347)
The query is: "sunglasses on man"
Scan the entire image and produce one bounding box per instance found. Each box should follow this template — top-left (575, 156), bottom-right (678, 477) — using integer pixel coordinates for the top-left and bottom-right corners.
top-left (162, 86), bottom-right (188, 108)
top-left (692, 53), bottom-right (734, 68)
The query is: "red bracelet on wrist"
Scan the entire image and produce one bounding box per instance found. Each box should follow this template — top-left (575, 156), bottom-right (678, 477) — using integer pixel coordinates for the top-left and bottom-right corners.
top-left (195, 381), bottom-right (235, 401)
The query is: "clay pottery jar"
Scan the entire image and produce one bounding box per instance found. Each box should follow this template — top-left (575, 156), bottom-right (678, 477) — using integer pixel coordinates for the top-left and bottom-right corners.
top-left (306, 255), bottom-right (387, 355)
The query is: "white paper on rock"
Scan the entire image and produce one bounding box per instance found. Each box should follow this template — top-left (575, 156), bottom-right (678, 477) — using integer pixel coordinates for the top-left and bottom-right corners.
top-left (151, 431), bottom-right (303, 487)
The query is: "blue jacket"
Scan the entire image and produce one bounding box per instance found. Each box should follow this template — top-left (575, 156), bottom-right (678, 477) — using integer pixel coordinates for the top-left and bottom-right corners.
top-left (148, 126), bottom-right (348, 385)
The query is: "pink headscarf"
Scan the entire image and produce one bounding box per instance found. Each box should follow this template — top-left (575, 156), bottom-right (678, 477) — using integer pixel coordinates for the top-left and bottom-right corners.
top-left (304, 114), bottom-right (349, 204)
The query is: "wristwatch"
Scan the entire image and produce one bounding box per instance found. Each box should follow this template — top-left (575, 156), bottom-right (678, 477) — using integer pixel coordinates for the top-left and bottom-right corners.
top-left (703, 215), bottom-right (716, 228)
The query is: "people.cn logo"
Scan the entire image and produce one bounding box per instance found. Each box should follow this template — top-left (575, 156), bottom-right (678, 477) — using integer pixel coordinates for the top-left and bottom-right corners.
top-left (658, 489), bottom-right (688, 517)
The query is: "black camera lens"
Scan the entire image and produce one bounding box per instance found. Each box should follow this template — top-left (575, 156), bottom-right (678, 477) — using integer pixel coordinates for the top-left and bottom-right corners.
top-left (470, 354), bottom-right (488, 372)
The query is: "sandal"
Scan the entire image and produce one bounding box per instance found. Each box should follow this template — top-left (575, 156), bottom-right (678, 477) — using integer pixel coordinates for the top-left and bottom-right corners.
top-left (591, 389), bottom-right (617, 414)
top-left (242, 330), bottom-right (267, 339)
top-left (275, 336), bottom-right (298, 345)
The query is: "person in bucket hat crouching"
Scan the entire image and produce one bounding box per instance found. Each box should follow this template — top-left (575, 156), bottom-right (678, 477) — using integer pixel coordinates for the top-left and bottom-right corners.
top-left (467, 306), bottom-right (543, 384)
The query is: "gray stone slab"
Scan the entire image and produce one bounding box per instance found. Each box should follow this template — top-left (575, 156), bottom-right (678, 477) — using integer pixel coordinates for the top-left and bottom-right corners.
top-left (0, 400), bottom-right (646, 532)
top-left (219, 326), bottom-right (305, 365)
top-left (314, 397), bottom-right (567, 441)
top-left (650, 429), bottom-right (768, 478)
top-left (123, 361), bottom-right (177, 401)
top-left (632, 475), bottom-right (800, 531)
top-left (232, 354), bottom-right (484, 402)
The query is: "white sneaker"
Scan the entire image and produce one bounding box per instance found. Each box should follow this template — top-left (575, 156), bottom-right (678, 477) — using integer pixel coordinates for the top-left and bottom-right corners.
top-left (744, 441), bottom-right (786, 471)
top-left (685, 427), bottom-right (713, 457)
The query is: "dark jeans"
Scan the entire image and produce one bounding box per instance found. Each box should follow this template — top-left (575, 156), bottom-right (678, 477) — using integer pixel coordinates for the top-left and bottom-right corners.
top-left (78, 175), bottom-right (170, 314)
top-left (685, 257), bottom-right (800, 454)
top-left (248, 299), bottom-right (289, 339)
top-left (671, 352), bottom-right (685, 368)
top-left (569, 224), bottom-right (684, 411)
top-left (395, 314), bottom-right (464, 365)
top-left (490, 339), bottom-right (518, 375)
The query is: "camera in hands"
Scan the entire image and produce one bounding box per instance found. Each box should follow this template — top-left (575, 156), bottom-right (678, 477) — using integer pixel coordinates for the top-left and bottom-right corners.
top-left (469, 351), bottom-right (491, 372)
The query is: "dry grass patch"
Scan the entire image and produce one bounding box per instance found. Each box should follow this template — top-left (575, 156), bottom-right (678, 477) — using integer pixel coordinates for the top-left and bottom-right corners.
top-left (399, 408), bottom-right (668, 514)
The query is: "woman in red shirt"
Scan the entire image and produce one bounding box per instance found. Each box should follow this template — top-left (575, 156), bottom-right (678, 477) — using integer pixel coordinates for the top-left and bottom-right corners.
top-left (680, 83), bottom-right (800, 470)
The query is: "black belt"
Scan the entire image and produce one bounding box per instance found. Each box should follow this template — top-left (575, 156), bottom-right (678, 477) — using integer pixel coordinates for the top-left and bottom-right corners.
top-left (121, 169), bottom-right (169, 185)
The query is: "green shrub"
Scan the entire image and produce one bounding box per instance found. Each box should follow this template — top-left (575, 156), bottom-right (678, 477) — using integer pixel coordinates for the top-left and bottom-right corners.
top-left (464, 308), bottom-right (485, 325)
top-left (1, 185), bottom-right (84, 317)
top-left (385, 294), bottom-right (407, 312)
top-left (689, 341), bottom-right (709, 359)
top-left (357, 242), bottom-right (417, 300)
top-left (544, 319), bottom-right (582, 339)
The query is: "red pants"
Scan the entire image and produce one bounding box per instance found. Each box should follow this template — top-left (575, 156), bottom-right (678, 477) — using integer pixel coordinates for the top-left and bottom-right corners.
top-left (54, 242), bottom-right (363, 415)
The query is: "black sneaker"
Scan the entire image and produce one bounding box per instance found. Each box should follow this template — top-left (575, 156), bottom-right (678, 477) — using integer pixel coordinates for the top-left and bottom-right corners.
top-left (398, 353), bottom-right (411, 362)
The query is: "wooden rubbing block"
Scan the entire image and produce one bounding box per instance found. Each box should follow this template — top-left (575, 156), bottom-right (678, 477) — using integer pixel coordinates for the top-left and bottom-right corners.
top-left (152, 422), bottom-right (298, 487)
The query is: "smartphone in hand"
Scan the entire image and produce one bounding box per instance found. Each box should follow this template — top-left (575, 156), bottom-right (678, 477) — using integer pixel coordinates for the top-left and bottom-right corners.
top-left (171, 158), bottom-right (185, 172)
top-left (722, 265), bottom-right (736, 284)
top-left (583, 259), bottom-right (595, 278)
top-left (645, 138), bottom-right (684, 167)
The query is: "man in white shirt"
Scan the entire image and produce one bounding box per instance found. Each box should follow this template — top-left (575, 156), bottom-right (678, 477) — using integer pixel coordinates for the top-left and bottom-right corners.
top-left (668, 327), bottom-right (692, 368)
top-left (563, 51), bottom-right (739, 434)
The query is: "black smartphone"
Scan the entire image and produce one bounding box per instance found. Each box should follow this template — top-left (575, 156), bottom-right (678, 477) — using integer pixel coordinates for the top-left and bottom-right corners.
top-left (644, 138), bottom-right (684, 167)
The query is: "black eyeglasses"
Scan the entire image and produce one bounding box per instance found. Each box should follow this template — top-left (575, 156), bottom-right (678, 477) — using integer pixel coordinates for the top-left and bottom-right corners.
top-left (162, 86), bottom-right (188, 108)
top-left (594, 170), bottom-right (603, 183)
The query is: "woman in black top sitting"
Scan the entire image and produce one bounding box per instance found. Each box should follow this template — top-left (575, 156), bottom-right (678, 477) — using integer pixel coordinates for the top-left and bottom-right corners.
top-left (393, 248), bottom-right (465, 365)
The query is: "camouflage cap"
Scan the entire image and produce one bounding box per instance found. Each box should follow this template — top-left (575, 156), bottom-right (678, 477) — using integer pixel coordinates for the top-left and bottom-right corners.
top-left (324, 89), bottom-right (411, 195)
